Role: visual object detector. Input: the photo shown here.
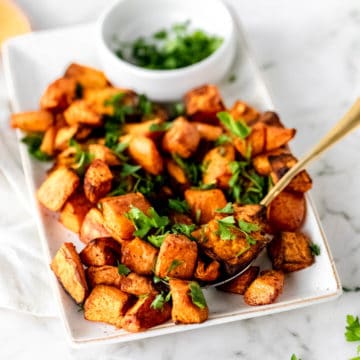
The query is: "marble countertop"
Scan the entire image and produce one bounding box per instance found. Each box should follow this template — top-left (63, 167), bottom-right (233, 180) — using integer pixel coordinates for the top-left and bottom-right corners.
top-left (1, 0), bottom-right (360, 359)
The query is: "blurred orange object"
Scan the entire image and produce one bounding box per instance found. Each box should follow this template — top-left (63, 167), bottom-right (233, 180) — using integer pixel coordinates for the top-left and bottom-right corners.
top-left (0, 0), bottom-right (31, 46)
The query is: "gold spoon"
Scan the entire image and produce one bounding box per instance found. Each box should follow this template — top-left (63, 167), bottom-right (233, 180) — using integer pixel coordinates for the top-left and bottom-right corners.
top-left (209, 97), bottom-right (360, 288)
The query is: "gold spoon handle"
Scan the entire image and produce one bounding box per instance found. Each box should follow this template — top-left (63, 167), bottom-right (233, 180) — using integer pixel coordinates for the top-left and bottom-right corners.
top-left (261, 98), bottom-right (360, 207)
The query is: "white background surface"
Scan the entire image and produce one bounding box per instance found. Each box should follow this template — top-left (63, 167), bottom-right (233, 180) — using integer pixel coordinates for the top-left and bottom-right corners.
top-left (1, 0), bottom-right (360, 359)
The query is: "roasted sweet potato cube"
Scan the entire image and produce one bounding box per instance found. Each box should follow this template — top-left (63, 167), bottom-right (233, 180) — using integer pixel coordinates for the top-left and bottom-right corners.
top-left (184, 84), bottom-right (225, 124)
top-left (88, 144), bottom-right (120, 166)
top-left (121, 293), bottom-right (171, 332)
top-left (120, 273), bottom-right (156, 296)
top-left (65, 63), bottom-right (108, 89)
top-left (217, 266), bottom-right (259, 294)
top-left (123, 118), bottom-right (164, 139)
top-left (229, 100), bottom-right (260, 124)
top-left (155, 234), bottom-right (198, 279)
top-left (268, 232), bottom-right (315, 272)
top-left (258, 111), bottom-right (284, 127)
top-left (234, 122), bottom-right (266, 158)
top-left (169, 279), bottom-right (208, 324)
top-left (264, 125), bottom-right (296, 152)
top-left (84, 285), bottom-right (133, 327)
top-left (64, 100), bottom-right (102, 126)
top-left (84, 159), bottom-right (113, 203)
top-left (166, 158), bottom-right (189, 186)
top-left (99, 193), bottom-right (151, 241)
top-left (86, 265), bottom-right (124, 288)
top-left (54, 125), bottom-right (78, 151)
top-left (194, 260), bottom-right (220, 282)
top-left (37, 167), bottom-right (80, 211)
top-left (285, 170), bottom-right (312, 193)
top-left (59, 191), bottom-right (92, 233)
top-left (80, 238), bottom-right (121, 267)
top-left (244, 270), bottom-right (284, 306)
top-left (121, 238), bottom-right (158, 275)
top-left (267, 191), bottom-right (306, 231)
top-left (184, 188), bottom-right (227, 224)
top-left (128, 136), bottom-right (163, 175)
top-left (202, 144), bottom-right (235, 188)
top-left (193, 122), bottom-right (223, 141)
top-left (11, 110), bottom-right (53, 132)
top-left (80, 208), bottom-right (112, 244)
top-left (40, 125), bottom-right (57, 156)
top-left (40, 77), bottom-right (77, 111)
top-left (50, 242), bottom-right (88, 304)
top-left (252, 148), bottom-right (290, 175)
top-left (162, 117), bottom-right (200, 158)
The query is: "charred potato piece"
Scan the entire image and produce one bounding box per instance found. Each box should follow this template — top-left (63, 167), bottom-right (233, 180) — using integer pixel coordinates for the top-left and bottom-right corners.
top-left (155, 234), bottom-right (198, 279)
top-left (268, 232), bottom-right (314, 272)
top-left (65, 63), bottom-right (108, 89)
top-left (11, 110), bottom-right (53, 132)
top-left (99, 193), bottom-right (151, 241)
top-left (162, 117), bottom-right (200, 158)
top-left (86, 265), bottom-right (124, 288)
top-left (252, 148), bottom-right (290, 175)
top-left (121, 293), bottom-right (171, 332)
top-left (268, 191), bottom-right (306, 231)
top-left (128, 136), bottom-right (163, 175)
top-left (40, 77), bottom-right (77, 111)
top-left (229, 100), bottom-right (260, 124)
top-left (121, 237), bottom-right (158, 276)
top-left (234, 121), bottom-right (266, 158)
top-left (202, 144), bottom-right (235, 189)
top-left (84, 159), bottom-right (113, 203)
top-left (184, 188), bottom-right (227, 224)
top-left (37, 166), bottom-right (80, 211)
top-left (169, 279), bottom-right (208, 324)
top-left (50, 242), bottom-right (88, 304)
top-left (54, 125), bottom-right (78, 151)
top-left (80, 238), bottom-right (121, 267)
top-left (198, 205), bottom-right (271, 275)
top-left (84, 285), bottom-right (133, 327)
top-left (258, 111), bottom-right (284, 127)
top-left (185, 84), bottom-right (225, 124)
top-left (166, 158), bottom-right (189, 186)
top-left (120, 273), bottom-right (156, 296)
top-left (194, 260), bottom-right (220, 282)
top-left (64, 100), bottom-right (102, 126)
top-left (244, 269), bottom-right (285, 306)
top-left (59, 191), bottom-right (92, 233)
top-left (217, 266), bottom-right (259, 294)
top-left (79, 208), bottom-right (112, 244)
top-left (88, 144), bottom-right (120, 166)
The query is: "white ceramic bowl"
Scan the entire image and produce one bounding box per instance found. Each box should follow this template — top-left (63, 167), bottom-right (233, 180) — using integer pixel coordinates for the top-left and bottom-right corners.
top-left (96, 0), bottom-right (236, 101)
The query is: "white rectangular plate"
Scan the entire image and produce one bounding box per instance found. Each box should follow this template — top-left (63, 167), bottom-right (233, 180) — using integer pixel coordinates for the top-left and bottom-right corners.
top-left (2, 22), bottom-right (341, 347)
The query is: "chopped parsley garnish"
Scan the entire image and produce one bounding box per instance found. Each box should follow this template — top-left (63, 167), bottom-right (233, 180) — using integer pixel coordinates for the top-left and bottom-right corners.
top-left (149, 122), bottom-right (172, 132)
top-left (290, 355), bottom-right (301, 360)
top-left (167, 259), bottom-right (184, 274)
top-left (171, 102), bottom-right (185, 117)
top-left (238, 220), bottom-right (260, 245)
top-left (216, 202), bottom-right (234, 214)
top-left (173, 154), bottom-right (201, 186)
top-left (104, 92), bottom-right (134, 124)
top-left (115, 21), bottom-right (223, 70)
top-left (215, 133), bottom-right (231, 146)
top-left (171, 223), bottom-right (197, 240)
top-left (228, 74), bottom-right (237, 83)
top-left (69, 138), bottom-right (93, 176)
top-left (217, 111), bottom-right (251, 139)
top-left (168, 199), bottom-right (190, 213)
top-left (150, 291), bottom-right (171, 310)
top-left (138, 94), bottom-right (153, 115)
top-left (309, 243), bottom-right (321, 256)
top-left (188, 282), bottom-right (207, 309)
top-left (117, 263), bottom-right (131, 276)
top-left (125, 206), bottom-right (170, 238)
top-left (345, 315), bottom-right (360, 342)
top-left (216, 216), bottom-right (237, 241)
top-left (147, 233), bottom-right (169, 248)
top-left (21, 134), bottom-right (52, 162)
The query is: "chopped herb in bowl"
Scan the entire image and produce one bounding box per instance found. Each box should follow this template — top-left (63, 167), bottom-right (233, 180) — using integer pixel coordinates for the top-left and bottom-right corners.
top-left (115, 21), bottom-right (223, 70)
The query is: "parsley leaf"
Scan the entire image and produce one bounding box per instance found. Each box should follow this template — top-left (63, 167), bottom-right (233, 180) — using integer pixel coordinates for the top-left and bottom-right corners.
top-left (345, 315), bottom-right (360, 342)
top-left (215, 133), bottom-right (231, 146)
top-left (290, 355), bottom-right (301, 360)
top-left (149, 122), bottom-right (172, 132)
top-left (21, 134), bottom-right (52, 162)
top-left (167, 259), bottom-right (184, 274)
top-left (309, 243), bottom-right (321, 256)
top-left (104, 92), bottom-right (134, 124)
top-left (238, 220), bottom-right (261, 245)
top-left (217, 111), bottom-right (251, 139)
top-left (173, 154), bottom-right (201, 186)
top-left (125, 206), bottom-right (170, 238)
top-left (151, 291), bottom-right (171, 310)
top-left (188, 282), bottom-right (207, 309)
top-left (215, 202), bottom-right (234, 214)
top-left (168, 199), bottom-right (190, 214)
top-left (147, 233), bottom-right (169, 248)
top-left (69, 138), bottom-right (93, 176)
top-left (138, 94), bottom-right (153, 115)
top-left (216, 216), bottom-right (237, 241)
top-left (118, 263), bottom-right (131, 276)
top-left (171, 223), bottom-right (196, 240)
